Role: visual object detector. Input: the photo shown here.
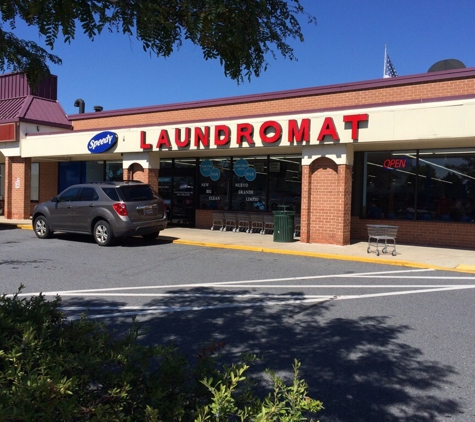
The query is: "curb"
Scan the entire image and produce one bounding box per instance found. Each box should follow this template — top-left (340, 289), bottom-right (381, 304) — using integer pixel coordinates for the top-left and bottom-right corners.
top-left (17, 224), bottom-right (32, 230)
top-left (171, 239), bottom-right (475, 274)
top-left (15, 224), bottom-right (475, 274)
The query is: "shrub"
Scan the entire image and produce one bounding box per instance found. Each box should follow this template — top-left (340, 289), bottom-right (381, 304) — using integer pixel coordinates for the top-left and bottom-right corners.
top-left (0, 287), bottom-right (323, 421)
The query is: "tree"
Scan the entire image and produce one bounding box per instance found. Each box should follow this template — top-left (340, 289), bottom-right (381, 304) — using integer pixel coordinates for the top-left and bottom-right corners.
top-left (0, 0), bottom-right (316, 87)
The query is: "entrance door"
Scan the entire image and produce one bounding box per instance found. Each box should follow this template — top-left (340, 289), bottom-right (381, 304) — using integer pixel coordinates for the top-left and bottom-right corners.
top-left (172, 175), bottom-right (194, 226)
top-left (159, 160), bottom-right (196, 227)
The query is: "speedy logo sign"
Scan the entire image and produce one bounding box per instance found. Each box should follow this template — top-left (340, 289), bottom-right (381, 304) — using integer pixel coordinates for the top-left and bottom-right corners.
top-left (88, 131), bottom-right (118, 153)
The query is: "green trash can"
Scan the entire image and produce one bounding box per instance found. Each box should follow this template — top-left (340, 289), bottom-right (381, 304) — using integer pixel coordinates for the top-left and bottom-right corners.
top-left (273, 205), bottom-right (295, 242)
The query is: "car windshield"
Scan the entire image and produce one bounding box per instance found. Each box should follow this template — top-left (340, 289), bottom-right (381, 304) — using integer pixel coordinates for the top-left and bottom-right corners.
top-left (119, 185), bottom-right (154, 201)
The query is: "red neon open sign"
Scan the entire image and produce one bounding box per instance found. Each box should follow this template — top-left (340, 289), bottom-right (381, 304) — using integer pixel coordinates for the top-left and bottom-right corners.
top-left (383, 158), bottom-right (407, 169)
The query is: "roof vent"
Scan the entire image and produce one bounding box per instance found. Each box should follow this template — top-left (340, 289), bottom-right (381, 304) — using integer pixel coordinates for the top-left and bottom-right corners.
top-left (93, 106), bottom-right (103, 112)
top-left (73, 98), bottom-right (85, 113)
top-left (428, 59), bottom-right (466, 72)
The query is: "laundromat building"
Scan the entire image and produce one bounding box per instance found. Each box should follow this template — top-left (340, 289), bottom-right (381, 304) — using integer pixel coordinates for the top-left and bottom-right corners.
top-left (1, 68), bottom-right (475, 249)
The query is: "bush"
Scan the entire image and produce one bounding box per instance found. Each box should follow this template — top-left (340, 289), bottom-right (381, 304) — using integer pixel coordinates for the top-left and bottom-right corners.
top-left (0, 287), bottom-right (323, 421)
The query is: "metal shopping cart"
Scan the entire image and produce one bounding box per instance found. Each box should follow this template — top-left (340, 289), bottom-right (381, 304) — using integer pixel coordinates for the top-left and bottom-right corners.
top-left (366, 224), bottom-right (398, 256)
top-left (210, 212), bottom-right (224, 231)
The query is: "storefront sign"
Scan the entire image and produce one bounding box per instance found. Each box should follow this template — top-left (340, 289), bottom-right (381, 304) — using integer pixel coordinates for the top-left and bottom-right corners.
top-left (0, 123), bottom-right (15, 142)
top-left (139, 114), bottom-right (369, 151)
top-left (383, 158), bottom-right (407, 169)
top-left (88, 131), bottom-right (118, 153)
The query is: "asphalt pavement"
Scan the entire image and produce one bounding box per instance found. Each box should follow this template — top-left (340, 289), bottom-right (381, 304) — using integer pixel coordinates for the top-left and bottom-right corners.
top-left (2, 216), bottom-right (475, 273)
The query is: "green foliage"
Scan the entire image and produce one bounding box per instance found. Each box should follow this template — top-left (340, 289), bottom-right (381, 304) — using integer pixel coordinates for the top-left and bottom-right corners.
top-left (0, 0), bottom-right (316, 87)
top-left (0, 287), bottom-right (322, 421)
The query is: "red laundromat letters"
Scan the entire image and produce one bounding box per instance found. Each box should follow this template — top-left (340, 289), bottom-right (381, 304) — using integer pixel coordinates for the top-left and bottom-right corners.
top-left (141, 114), bottom-right (369, 150)
top-left (288, 119), bottom-right (310, 143)
top-left (260, 121), bottom-right (282, 143)
top-left (175, 128), bottom-right (191, 148)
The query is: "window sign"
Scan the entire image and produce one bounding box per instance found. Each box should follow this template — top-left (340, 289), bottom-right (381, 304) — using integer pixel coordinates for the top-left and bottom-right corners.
top-left (200, 159), bottom-right (214, 177)
top-left (210, 168), bottom-right (221, 181)
top-left (244, 167), bottom-right (256, 181)
top-left (199, 158), bottom-right (231, 210)
top-left (234, 158), bottom-right (249, 177)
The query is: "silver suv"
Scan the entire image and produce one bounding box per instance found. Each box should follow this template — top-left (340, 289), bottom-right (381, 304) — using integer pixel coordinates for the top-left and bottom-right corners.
top-left (32, 181), bottom-right (167, 246)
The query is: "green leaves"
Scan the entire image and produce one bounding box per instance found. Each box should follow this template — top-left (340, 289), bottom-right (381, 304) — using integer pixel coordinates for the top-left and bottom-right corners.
top-left (0, 0), bottom-right (316, 86)
top-left (0, 289), bottom-right (322, 420)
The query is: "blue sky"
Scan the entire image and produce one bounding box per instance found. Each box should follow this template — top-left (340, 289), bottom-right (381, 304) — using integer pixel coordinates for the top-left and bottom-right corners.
top-left (13, 0), bottom-right (475, 115)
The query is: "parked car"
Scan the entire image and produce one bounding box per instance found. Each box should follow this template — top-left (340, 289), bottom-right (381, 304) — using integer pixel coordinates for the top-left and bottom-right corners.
top-left (32, 181), bottom-right (167, 246)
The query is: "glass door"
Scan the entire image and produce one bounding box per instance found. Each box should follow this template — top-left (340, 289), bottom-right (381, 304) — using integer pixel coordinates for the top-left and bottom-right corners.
top-left (159, 159), bottom-right (197, 227)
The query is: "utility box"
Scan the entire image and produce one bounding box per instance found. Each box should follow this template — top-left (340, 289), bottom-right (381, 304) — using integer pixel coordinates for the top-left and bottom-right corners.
top-left (273, 205), bottom-right (295, 242)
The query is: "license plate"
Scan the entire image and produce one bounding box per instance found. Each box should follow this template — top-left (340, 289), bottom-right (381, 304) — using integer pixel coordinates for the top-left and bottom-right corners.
top-left (144, 207), bottom-right (153, 215)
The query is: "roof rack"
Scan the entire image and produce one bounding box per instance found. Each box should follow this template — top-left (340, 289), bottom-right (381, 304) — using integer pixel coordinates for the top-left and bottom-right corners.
top-left (85, 180), bottom-right (144, 185)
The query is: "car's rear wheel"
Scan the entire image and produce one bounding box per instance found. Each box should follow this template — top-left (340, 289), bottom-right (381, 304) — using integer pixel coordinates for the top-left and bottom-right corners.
top-left (94, 220), bottom-right (115, 246)
top-left (34, 216), bottom-right (52, 239)
top-left (142, 231), bottom-right (159, 241)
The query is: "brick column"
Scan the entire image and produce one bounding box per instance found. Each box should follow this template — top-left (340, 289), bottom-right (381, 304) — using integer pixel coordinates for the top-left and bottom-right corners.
top-left (123, 164), bottom-right (159, 192)
top-left (5, 156), bottom-right (31, 219)
top-left (300, 157), bottom-right (352, 245)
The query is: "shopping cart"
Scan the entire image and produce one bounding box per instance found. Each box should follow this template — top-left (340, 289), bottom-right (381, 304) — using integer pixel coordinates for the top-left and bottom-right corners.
top-left (250, 213), bottom-right (264, 233)
top-left (224, 212), bottom-right (237, 232)
top-left (366, 224), bottom-right (398, 256)
top-left (261, 214), bottom-right (274, 235)
top-left (210, 212), bottom-right (224, 231)
top-left (293, 215), bottom-right (301, 238)
top-left (236, 213), bottom-right (251, 233)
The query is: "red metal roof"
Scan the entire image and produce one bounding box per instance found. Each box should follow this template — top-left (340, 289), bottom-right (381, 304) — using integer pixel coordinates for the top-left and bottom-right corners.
top-left (0, 95), bottom-right (71, 128)
top-left (0, 72), bottom-right (57, 101)
top-left (0, 97), bottom-right (24, 119)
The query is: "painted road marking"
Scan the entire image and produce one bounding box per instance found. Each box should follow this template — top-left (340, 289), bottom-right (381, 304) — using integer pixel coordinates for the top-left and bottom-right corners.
top-left (7, 267), bottom-right (475, 320)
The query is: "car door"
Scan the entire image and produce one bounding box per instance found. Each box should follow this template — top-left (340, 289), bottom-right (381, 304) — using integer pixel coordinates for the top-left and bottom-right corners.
top-left (74, 187), bottom-right (99, 232)
top-left (51, 187), bottom-right (80, 231)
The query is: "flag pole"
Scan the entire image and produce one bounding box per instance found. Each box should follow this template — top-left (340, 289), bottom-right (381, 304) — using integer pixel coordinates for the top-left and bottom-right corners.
top-left (383, 44), bottom-right (387, 78)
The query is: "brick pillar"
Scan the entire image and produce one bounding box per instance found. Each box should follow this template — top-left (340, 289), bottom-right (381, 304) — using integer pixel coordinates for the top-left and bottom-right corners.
top-left (123, 164), bottom-right (159, 192)
top-left (5, 156), bottom-right (31, 219)
top-left (300, 157), bottom-right (352, 245)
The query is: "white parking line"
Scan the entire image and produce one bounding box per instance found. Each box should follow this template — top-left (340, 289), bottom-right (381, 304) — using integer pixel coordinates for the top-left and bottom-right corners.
top-left (62, 283), bottom-right (475, 320)
top-left (10, 268), bottom-right (442, 298)
top-left (8, 267), bottom-right (475, 320)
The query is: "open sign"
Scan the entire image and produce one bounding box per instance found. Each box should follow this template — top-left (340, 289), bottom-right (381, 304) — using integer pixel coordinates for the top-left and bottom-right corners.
top-left (383, 158), bottom-right (407, 169)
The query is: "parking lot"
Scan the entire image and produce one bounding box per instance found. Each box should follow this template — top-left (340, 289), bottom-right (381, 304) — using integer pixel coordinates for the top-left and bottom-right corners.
top-left (2, 226), bottom-right (475, 421)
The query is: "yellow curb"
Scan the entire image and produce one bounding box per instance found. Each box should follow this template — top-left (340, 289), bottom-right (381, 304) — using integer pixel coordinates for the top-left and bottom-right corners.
top-left (172, 239), bottom-right (472, 273)
top-left (455, 264), bottom-right (475, 274)
top-left (17, 224), bottom-right (33, 230)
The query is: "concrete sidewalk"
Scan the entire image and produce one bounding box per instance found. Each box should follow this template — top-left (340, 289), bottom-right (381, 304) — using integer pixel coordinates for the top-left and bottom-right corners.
top-left (2, 216), bottom-right (475, 273)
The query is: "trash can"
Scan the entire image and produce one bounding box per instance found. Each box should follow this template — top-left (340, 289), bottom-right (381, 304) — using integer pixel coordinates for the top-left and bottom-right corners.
top-left (273, 205), bottom-right (295, 242)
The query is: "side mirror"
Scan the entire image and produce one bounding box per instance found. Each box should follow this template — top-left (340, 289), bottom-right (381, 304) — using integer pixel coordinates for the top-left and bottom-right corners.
top-left (51, 196), bottom-right (59, 203)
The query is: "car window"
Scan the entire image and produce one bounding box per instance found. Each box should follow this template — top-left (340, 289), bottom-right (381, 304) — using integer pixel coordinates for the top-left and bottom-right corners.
top-left (119, 185), bottom-right (154, 201)
top-left (78, 187), bottom-right (98, 201)
top-left (102, 187), bottom-right (120, 201)
top-left (58, 187), bottom-right (80, 202)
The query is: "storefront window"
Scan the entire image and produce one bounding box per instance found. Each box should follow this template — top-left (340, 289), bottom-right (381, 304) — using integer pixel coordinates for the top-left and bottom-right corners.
top-left (364, 150), bottom-right (475, 222)
top-left (59, 161), bottom-right (122, 192)
top-left (105, 161), bottom-right (123, 181)
top-left (85, 161), bottom-right (104, 182)
top-left (197, 155), bottom-right (302, 213)
top-left (232, 157), bottom-right (267, 211)
top-left (31, 163), bottom-right (39, 201)
top-left (198, 157), bottom-right (232, 210)
top-left (268, 156), bottom-right (302, 212)
top-left (0, 163), bottom-right (4, 201)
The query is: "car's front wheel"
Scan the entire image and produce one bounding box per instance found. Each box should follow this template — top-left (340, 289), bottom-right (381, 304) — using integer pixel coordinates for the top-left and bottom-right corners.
top-left (94, 220), bottom-right (115, 246)
top-left (34, 215), bottom-right (52, 239)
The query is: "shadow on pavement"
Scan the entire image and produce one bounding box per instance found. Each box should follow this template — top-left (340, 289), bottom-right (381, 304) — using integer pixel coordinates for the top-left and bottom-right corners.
top-left (61, 286), bottom-right (461, 422)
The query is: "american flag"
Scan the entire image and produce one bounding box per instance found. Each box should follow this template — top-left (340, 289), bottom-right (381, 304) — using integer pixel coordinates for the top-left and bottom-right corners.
top-left (384, 54), bottom-right (398, 78)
